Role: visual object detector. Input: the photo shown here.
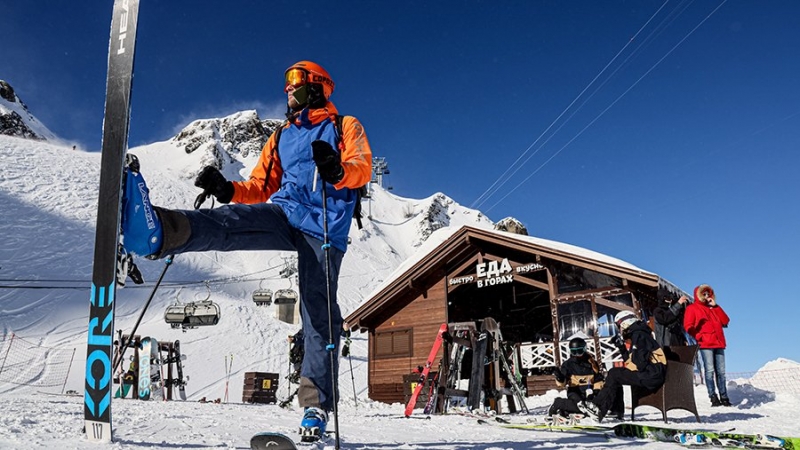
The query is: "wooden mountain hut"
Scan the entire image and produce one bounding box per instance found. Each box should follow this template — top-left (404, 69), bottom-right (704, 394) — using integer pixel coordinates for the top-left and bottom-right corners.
top-left (344, 225), bottom-right (688, 405)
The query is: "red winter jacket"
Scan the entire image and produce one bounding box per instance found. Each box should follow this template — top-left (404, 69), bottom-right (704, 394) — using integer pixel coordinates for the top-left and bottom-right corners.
top-left (683, 285), bottom-right (730, 349)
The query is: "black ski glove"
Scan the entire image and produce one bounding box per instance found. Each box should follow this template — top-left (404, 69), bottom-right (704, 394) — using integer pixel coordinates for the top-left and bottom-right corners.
top-left (612, 334), bottom-right (626, 350)
top-left (553, 367), bottom-right (565, 383)
top-left (195, 166), bottom-right (234, 204)
top-left (311, 140), bottom-right (344, 184)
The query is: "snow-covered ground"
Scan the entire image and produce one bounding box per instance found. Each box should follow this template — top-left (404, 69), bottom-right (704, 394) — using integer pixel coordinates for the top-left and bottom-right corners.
top-left (2, 359), bottom-right (800, 449)
top-left (1, 132), bottom-right (799, 449)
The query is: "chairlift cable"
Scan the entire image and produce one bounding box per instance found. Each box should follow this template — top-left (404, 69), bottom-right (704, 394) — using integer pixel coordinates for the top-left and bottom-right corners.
top-left (470, 0), bottom-right (672, 210)
top-left (483, 0), bottom-right (729, 213)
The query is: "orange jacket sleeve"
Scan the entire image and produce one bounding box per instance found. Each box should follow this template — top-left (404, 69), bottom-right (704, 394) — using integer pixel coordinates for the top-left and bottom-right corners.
top-left (231, 129), bottom-right (284, 204)
top-left (333, 116), bottom-right (372, 190)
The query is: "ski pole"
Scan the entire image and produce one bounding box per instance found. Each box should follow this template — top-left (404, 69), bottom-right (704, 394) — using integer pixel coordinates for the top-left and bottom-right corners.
top-left (223, 354), bottom-right (233, 403)
top-left (320, 182), bottom-right (341, 450)
top-left (112, 255), bottom-right (174, 375)
top-left (342, 324), bottom-right (357, 407)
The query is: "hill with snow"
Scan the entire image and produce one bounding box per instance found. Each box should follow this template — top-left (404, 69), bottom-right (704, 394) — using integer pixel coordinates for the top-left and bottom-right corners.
top-left (0, 80), bottom-right (58, 142)
top-left (0, 102), bottom-right (494, 404)
top-left (1, 90), bottom-right (799, 449)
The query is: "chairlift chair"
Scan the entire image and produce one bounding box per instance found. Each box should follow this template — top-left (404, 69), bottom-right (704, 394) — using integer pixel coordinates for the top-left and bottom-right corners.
top-left (273, 288), bottom-right (298, 305)
top-left (164, 285), bottom-right (221, 330)
top-left (252, 280), bottom-right (273, 306)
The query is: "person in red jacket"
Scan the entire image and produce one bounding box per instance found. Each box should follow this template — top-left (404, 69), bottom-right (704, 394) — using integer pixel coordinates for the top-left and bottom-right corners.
top-left (684, 284), bottom-right (731, 406)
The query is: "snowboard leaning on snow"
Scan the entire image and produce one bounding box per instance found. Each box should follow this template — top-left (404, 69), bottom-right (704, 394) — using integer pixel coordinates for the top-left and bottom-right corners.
top-left (250, 432), bottom-right (298, 450)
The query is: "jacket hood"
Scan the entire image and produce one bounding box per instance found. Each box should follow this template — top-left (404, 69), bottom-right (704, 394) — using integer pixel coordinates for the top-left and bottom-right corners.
top-left (657, 290), bottom-right (676, 307)
top-left (694, 284), bottom-right (716, 303)
top-left (289, 101), bottom-right (339, 126)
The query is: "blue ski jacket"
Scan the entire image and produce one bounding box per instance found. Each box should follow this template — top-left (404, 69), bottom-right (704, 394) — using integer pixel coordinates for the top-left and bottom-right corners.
top-left (231, 102), bottom-right (372, 251)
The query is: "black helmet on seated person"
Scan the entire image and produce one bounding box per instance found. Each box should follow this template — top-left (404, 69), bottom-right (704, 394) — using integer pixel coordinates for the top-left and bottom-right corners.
top-left (569, 337), bottom-right (587, 357)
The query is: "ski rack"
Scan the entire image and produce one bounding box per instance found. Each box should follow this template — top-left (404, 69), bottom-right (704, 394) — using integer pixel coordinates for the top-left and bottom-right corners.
top-left (112, 334), bottom-right (186, 401)
top-left (437, 317), bottom-right (528, 415)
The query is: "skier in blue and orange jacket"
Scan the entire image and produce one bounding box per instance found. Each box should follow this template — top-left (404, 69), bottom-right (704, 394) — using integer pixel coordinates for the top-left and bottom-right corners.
top-left (123, 60), bottom-right (372, 440)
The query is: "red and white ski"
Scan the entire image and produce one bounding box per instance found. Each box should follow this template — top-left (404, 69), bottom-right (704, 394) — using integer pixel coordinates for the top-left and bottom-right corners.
top-left (404, 323), bottom-right (448, 417)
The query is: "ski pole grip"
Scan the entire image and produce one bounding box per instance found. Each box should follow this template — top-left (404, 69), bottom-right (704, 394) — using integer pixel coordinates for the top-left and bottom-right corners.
top-left (194, 189), bottom-right (212, 210)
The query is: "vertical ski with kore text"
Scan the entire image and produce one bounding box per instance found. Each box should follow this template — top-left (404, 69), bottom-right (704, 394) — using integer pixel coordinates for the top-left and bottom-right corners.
top-left (84, 0), bottom-right (140, 442)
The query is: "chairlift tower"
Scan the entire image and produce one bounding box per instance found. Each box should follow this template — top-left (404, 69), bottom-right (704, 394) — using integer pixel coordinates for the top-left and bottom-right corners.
top-left (372, 157), bottom-right (390, 188)
top-left (369, 157), bottom-right (392, 220)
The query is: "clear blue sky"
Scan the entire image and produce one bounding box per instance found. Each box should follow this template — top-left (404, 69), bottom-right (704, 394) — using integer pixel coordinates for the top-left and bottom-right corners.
top-left (3, 1), bottom-right (799, 373)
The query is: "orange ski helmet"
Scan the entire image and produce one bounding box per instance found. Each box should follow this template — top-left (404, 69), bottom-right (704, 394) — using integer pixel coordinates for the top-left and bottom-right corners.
top-left (284, 61), bottom-right (335, 100)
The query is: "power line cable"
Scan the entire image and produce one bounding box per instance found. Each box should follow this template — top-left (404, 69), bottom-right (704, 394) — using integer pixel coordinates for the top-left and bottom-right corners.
top-left (470, 0), bottom-right (672, 210)
top-left (484, 0), bottom-right (729, 213)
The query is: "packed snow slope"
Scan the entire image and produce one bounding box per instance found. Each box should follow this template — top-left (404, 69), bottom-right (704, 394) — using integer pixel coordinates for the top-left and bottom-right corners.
top-left (0, 125), bottom-right (493, 403)
top-left (2, 116), bottom-right (800, 449)
top-left (1, 360), bottom-right (800, 449)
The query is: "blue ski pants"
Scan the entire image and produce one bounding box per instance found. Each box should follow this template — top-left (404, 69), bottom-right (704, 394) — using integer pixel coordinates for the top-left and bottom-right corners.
top-left (165, 203), bottom-right (343, 411)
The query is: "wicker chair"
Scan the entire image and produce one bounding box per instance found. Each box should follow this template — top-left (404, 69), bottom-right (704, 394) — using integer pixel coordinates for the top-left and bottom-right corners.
top-left (630, 345), bottom-right (700, 423)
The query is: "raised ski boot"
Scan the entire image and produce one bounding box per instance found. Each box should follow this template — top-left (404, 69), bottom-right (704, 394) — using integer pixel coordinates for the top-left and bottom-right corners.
top-left (299, 407), bottom-right (328, 442)
top-left (120, 154), bottom-right (162, 257)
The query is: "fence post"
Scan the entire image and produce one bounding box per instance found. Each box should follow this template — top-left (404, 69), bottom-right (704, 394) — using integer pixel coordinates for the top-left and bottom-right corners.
top-left (0, 332), bottom-right (15, 379)
top-left (62, 348), bottom-right (76, 394)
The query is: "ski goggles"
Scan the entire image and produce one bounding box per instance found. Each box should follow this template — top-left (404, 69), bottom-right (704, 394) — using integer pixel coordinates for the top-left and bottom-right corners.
top-left (284, 68), bottom-right (334, 92)
top-left (284, 68), bottom-right (309, 91)
top-left (569, 346), bottom-right (586, 356)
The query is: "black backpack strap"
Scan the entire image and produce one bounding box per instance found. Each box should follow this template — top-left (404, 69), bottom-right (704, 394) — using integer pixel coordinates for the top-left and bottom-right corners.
top-left (337, 115), bottom-right (366, 230)
top-left (262, 122), bottom-right (287, 196)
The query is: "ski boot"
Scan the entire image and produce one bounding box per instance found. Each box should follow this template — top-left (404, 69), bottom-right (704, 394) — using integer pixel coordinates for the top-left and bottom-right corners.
top-left (299, 407), bottom-right (328, 442)
top-left (120, 154), bottom-right (163, 258)
top-left (577, 400), bottom-right (605, 423)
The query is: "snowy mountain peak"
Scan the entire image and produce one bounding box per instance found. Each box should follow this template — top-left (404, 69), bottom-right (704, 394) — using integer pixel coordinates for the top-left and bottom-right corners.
top-left (494, 216), bottom-right (529, 235)
top-left (0, 80), bottom-right (58, 141)
top-left (171, 110), bottom-right (283, 174)
top-left (413, 192), bottom-right (491, 246)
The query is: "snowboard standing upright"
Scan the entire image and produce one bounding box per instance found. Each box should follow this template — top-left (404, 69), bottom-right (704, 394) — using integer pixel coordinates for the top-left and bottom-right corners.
top-left (138, 337), bottom-right (163, 401)
top-left (174, 340), bottom-right (187, 400)
top-left (84, 0), bottom-right (140, 442)
top-left (138, 337), bottom-right (153, 400)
